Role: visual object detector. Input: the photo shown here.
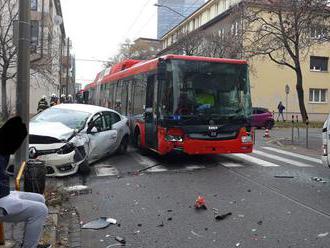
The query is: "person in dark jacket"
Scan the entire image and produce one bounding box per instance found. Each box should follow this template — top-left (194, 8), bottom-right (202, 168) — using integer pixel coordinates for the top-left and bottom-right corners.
top-left (277, 101), bottom-right (285, 121)
top-left (0, 117), bottom-right (48, 248)
top-left (37, 96), bottom-right (49, 113)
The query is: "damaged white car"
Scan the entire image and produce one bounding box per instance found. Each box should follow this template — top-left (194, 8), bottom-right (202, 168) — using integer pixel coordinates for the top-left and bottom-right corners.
top-left (7, 104), bottom-right (130, 177)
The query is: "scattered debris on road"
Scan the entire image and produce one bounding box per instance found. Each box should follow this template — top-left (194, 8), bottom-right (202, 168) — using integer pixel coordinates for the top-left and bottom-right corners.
top-left (311, 177), bottom-right (327, 183)
top-left (64, 185), bottom-right (92, 195)
top-left (195, 196), bottom-right (207, 210)
top-left (215, 212), bottom-right (232, 221)
top-left (81, 217), bottom-right (117, 229)
top-left (274, 175), bottom-right (295, 179)
top-left (191, 230), bottom-right (203, 238)
top-left (157, 221), bottom-right (164, 227)
top-left (317, 232), bottom-right (329, 238)
top-left (115, 236), bottom-right (126, 244)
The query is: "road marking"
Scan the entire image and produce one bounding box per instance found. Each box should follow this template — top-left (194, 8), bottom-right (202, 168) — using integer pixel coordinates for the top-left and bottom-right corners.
top-left (230, 153), bottom-right (280, 167)
top-left (262, 147), bottom-right (322, 164)
top-left (95, 166), bottom-right (119, 176)
top-left (146, 165), bottom-right (168, 172)
top-left (185, 165), bottom-right (206, 170)
top-left (130, 153), bottom-right (158, 167)
top-left (253, 150), bottom-right (313, 167)
top-left (221, 162), bottom-right (244, 168)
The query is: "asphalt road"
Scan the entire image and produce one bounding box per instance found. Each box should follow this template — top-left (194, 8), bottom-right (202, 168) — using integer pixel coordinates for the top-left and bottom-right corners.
top-left (57, 129), bottom-right (330, 248)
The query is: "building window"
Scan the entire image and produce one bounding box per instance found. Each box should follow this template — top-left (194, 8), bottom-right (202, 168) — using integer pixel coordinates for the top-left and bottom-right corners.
top-left (309, 88), bottom-right (328, 103)
top-left (310, 56), bottom-right (328, 71)
top-left (30, 20), bottom-right (39, 50)
top-left (311, 26), bottom-right (327, 39)
top-left (31, 0), bottom-right (37, 10)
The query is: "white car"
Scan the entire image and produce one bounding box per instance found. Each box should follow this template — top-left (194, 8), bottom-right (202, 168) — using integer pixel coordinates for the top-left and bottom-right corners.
top-left (322, 116), bottom-right (330, 168)
top-left (7, 104), bottom-right (130, 176)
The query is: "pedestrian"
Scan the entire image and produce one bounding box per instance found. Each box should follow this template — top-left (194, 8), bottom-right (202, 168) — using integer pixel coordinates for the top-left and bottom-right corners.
top-left (60, 94), bottom-right (67, 104)
top-left (0, 117), bottom-right (49, 248)
top-left (67, 94), bottom-right (73, 103)
top-left (277, 101), bottom-right (285, 121)
top-left (50, 93), bottom-right (58, 106)
top-left (37, 95), bottom-right (49, 113)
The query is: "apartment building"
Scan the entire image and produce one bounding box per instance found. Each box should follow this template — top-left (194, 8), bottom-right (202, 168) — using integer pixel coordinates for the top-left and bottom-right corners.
top-left (159, 0), bottom-right (330, 121)
top-left (0, 0), bottom-right (74, 116)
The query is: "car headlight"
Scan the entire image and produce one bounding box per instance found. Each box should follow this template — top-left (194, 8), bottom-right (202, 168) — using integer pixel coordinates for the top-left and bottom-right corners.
top-left (57, 143), bottom-right (75, 154)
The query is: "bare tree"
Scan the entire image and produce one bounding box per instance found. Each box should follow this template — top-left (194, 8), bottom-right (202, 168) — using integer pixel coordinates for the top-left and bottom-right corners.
top-left (171, 30), bottom-right (205, 56)
top-left (0, 0), bottom-right (18, 119)
top-left (243, 0), bottom-right (330, 122)
top-left (202, 31), bottom-right (243, 59)
top-left (105, 38), bottom-right (161, 68)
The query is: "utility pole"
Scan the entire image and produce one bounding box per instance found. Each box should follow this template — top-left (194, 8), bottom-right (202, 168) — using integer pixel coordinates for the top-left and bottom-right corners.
top-left (15, 0), bottom-right (31, 173)
top-left (66, 37), bottom-right (70, 96)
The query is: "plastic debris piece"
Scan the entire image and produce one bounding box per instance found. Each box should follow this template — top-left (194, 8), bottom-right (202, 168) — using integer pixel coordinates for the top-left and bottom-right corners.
top-left (238, 214), bottom-right (245, 218)
top-left (137, 223), bottom-right (142, 227)
top-left (81, 217), bottom-right (117, 229)
top-left (257, 220), bottom-right (263, 225)
top-left (191, 230), bottom-right (203, 238)
top-left (106, 218), bottom-right (117, 225)
top-left (115, 236), bottom-right (126, 244)
top-left (212, 208), bottom-right (219, 213)
top-left (167, 209), bottom-right (173, 212)
top-left (215, 212), bottom-right (232, 221)
top-left (274, 175), bottom-right (294, 178)
top-left (195, 196), bottom-right (207, 209)
top-left (100, 239), bottom-right (104, 242)
top-left (157, 221), bottom-right (164, 227)
top-left (236, 242), bottom-right (240, 247)
top-left (251, 229), bottom-right (257, 232)
top-left (317, 232), bottom-right (328, 238)
top-left (167, 217), bottom-right (172, 221)
top-left (247, 189), bottom-right (252, 192)
top-left (106, 234), bottom-right (111, 238)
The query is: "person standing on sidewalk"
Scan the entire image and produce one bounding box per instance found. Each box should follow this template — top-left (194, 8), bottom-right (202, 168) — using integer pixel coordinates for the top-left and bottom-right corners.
top-left (0, 117), bottom-right (49, 248)
top-left (277, 101), bottom-right (285, 121)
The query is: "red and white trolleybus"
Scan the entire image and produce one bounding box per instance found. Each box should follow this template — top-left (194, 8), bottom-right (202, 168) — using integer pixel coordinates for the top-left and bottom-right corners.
top-left (83, 54), bottom-right (254, 155)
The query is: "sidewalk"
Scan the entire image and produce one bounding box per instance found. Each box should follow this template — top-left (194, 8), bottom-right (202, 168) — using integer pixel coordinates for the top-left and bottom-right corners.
top-left (255, 128), bottom-right (322, 157)
top-left (1, 183), bottom-right (73, 248)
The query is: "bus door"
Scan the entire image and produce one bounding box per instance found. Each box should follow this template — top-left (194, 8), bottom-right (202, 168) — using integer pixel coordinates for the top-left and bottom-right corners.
top-left (145, 74), bottom-right (158, 149)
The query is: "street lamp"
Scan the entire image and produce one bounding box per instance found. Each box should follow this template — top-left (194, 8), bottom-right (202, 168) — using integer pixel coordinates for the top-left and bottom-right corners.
top-left (154, 3), bottom-right (186, 18)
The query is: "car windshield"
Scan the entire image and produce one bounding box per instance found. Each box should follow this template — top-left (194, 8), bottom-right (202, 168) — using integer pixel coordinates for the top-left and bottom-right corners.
top-left (31, 108), bottom-right (91, 130)
top-left (160, 60), bottom-right (252, 124)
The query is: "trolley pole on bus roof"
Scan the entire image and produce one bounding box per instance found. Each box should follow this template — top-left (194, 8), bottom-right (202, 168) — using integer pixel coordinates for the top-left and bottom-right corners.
top-left (15, 0), bottom-right (31, 174)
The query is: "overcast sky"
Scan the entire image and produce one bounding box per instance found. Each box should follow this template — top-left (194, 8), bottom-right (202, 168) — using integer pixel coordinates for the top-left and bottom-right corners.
top-left (61, 0), bottom-right (158, 88)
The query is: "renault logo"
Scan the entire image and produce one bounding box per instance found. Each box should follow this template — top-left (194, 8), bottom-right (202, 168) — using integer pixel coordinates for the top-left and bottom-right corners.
top-left (29, 147), bottom-right (38, 159)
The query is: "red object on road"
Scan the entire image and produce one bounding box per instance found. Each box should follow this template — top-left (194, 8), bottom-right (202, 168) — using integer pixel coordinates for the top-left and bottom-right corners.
top-left (195, 196), bottom-right (207, 209)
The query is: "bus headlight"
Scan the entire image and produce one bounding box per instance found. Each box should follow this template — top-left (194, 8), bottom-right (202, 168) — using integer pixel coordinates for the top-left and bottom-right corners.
top-left (241, 135), bottom-right (252, 143)
top-left (165, 135), bottom-right (183, 142)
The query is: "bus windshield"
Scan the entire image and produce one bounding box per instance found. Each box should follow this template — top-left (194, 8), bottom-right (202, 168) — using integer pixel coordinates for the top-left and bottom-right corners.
top-left (160, 59), bottom-right (252, 124)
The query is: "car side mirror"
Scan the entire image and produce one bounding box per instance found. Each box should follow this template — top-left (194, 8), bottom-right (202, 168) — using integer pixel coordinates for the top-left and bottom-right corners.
top-left (90, 126), bottom-right (98, 134)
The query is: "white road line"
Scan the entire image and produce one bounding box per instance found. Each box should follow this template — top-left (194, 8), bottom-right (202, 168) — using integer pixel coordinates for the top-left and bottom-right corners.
top-left (185, 165), bottom-right (206, 170)
top-left (253, 150), bottom-right (313, 167)
top-left (221, 162), bottom-right (244, 168)
top-left (146, 165), bottom-right (168, 172)
top-left (130, 153), bottom-right (158, 167)
top-left (230, 153), bottom-right (280, 167)
top-left (262, 147), bottom-right (322, 164)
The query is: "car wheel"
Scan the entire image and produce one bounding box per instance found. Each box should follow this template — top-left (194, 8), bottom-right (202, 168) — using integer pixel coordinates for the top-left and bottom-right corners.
top-left (265, 120), bottom-right (274, 130)
top-left (78, 159), bottom-right (90, 175)
top-left (117, 135), bottom-right (129, 154)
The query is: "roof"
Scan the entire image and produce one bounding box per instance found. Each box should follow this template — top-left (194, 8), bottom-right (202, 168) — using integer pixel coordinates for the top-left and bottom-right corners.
top-left (53, 104), bottom-right (111, 114)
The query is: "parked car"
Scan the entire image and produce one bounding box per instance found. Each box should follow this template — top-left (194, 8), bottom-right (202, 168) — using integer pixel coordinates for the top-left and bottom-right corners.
top-left (322, 115), bottom-right (330, 168)
top-left (251, 107), bottom-right (275, 129)
top-left (7, 104), bottom-right (130, 177)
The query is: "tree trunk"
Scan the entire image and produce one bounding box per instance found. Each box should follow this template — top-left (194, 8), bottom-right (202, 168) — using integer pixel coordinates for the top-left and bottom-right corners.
top-left (1, 73), bottom-right (8, 120)
top-left (295, 68), bottom-right (308, 123)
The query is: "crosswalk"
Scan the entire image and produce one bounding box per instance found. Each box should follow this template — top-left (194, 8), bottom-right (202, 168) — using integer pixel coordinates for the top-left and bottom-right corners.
top-left (93, 146), bottom-right (322, 177)
top-left (221, 146), bottom-right (321, 169)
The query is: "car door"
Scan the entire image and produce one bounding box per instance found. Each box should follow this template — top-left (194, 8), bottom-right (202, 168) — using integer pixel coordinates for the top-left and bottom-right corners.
top-left (88, 113), bottom-right (117, 161)
top-left (103, 111), bottom-right (120, 154)
top-left (108, 111), bottom-right (125, 150)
